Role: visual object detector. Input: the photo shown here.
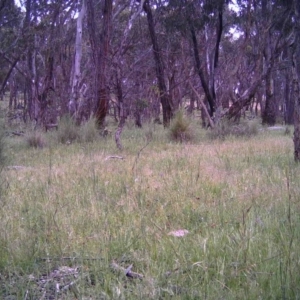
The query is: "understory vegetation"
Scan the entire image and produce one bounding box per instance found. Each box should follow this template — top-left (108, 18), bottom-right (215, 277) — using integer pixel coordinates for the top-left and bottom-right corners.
top-left (1, 119), bottom-right (300, 299)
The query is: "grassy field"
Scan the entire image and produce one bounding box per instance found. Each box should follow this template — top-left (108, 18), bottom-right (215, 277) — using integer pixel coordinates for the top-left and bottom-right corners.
top-left (0, 120), bottom-right (300, 299)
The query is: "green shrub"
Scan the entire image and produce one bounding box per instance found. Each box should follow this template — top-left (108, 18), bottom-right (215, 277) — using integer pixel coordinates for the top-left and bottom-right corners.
top-left (169, 110), bottom-right (194, 142)
top-left (25, 131), bottom-right (46, 148)
top-left (57, 115), bottom-right (80, 144)
top-left (78, 117), bottom-right (99, 143)
top-left (208, 118), bottom-right (258, 140)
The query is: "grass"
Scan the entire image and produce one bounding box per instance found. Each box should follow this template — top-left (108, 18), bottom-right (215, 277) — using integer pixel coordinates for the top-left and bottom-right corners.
top-left (1, 121), bottom-right (300, 299)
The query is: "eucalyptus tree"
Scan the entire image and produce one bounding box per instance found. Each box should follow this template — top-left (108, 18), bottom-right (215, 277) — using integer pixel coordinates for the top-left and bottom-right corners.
top-left (258, 0), bottom-right (294, 125)
top-left (69, 0), bottom-right (86, 120)
top-left (162, 0), bottom-right (226, 124)
top-left (0, 0), bottom-right (22, 98)
top-left (86, 0), bottom-right (113, 127)
top-left (223, 0), bottom-right (293, 122)
top-left (0, 0), bottom-right (81, 125)
top-left (110, 0), bottom-right (146, 148)
top-left (138, 0), bottom-right (173, 127)
top-left (293, 0), bottom-right (300, 161)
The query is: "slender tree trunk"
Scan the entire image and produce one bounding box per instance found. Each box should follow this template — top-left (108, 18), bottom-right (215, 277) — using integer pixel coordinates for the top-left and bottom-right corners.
top-left (115, 78), bottom-right (126, 150)
top-left (189, 5), bottom-right (223, 118)
top-left (262, 31), bottom-right (277, 125)
top-left (293, 0), bottom-right (300, 161)
top-left (285, 70), bottom-right (294, 124)
top-left (262, 71), bottom-right (276, 125)
top-left (190, 25), bottom-right (215, 117)
top-left (69, 0), bottom-right (86, 119)
top-left (0, 56), bottom-right (19, 95)
top-left (142, 0), bottom-right (173, 127)
top-left (113, 0), bottom-right (144, 148)
top-left (86, 0), bottom-right (112, 128)
top-left (95, 0), bottom-right (112, 127)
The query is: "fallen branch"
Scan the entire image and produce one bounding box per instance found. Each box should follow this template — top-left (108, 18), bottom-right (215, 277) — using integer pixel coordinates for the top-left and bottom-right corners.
top-left (105, 155), bottom-right (124, 160)
top-left (11, 131), bottom-right (25, 136)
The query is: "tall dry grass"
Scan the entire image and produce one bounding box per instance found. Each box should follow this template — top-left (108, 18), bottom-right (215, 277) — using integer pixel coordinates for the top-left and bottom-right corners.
top-left (1, 124), bottom-right (299, 299)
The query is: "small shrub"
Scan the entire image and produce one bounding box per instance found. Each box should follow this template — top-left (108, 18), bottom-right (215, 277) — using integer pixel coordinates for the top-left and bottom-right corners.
top-left (78, 117), bottom-right (99, 143)
top-left (169, 110), bottom-right (194, 142)
top-left (208, 118), bottom-right (258, 140)
top-left (57, 115), bottom-right (79, 144)
top-left (25, 131), bottom-right (46, 148)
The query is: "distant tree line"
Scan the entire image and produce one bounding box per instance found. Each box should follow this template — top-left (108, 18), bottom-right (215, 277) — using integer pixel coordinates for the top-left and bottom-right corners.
top-left (1, 0), bottom-right (300, 159)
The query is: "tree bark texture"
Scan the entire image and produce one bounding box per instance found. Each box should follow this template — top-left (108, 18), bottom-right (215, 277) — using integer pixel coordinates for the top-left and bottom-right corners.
top-left (143, 0), bottom-right (173, 127)
top-left (69, 0), bottom-right (86, 118)
top-left (190, 25), bottom-right (215, 117)
top-left (86, 0), bottom-right (112, 128)
top-left (293, 0), bottom-right (300, 161)
top-left (262, 71), bottom-right (276, 125)
top-left (95, 0), bottom-right (112, 127)
top-left (261, 2), bottom-right (276, 126)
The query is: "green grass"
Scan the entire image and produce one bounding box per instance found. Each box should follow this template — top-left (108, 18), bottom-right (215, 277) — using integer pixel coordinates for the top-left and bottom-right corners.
top-left (1, 121), bottom-right (300, 299)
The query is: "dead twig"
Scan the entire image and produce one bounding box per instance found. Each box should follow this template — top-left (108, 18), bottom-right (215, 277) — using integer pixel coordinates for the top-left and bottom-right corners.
top-left (105, 155), bottom-right (124, 160)
top-left (132, 140), bottom-right (151, 173)
top-left (11, 131), bottom-right (25, 136)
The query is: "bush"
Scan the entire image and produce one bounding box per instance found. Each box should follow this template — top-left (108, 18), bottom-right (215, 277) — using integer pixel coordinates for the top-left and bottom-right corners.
top-left (57, 115), bottom-right (80, 144)
top-left (25, 131), bottom-right (46, 148)
top-left (78, 117), bottom-right (99, 143)
top-left (169, 110), bottom-right (194, 142)
top-left (208, 118), bottom-right (258, 140)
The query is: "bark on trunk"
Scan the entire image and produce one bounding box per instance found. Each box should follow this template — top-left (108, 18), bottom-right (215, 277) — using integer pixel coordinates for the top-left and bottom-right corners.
top-left (142, 0), bottom-right (173, 127)
top-left (285, 71), bottom-right (294, 124)
top-left (190, 25), bottom-right (215, 116)
top-left (95, 0), bottom-right (112, 127)
top-left (293, 78), bottom-right (300, 161)
top-left (262, 71), bottom-right (276, 125)
top-left (115, 80), bottom-right (126, 150)
top-left (86, 0), bottom-right (112, 128)
top-left (69, 0), bottom-right (86, 118)
top-left (262, 32), bottom-right (277, 125)
top-left (293, 0), bottom-right (300, 161)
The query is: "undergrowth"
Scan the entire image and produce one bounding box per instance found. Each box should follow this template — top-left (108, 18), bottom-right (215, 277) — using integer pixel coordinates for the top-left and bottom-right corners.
top-left (1, 121), bottom-right (300, 299)
top-left (169, 110), bottom-right (194, 143)
top-left (208, 118), bottom-right (259, 140)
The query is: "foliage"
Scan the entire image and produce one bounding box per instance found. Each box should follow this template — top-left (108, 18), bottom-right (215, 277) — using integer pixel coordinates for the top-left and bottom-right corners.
top-left (169, 109), bottom-right (194, 142)
top-left (77, 117), bottom-right (99, 143)
top-left (25, 131), bottom-right (46, 148)
top-left (56, 115), bottom-right (80, 144)
top-left (208, 118), bottom-right (259, 140)
top-left (135, 98), bottom-right (149, 111)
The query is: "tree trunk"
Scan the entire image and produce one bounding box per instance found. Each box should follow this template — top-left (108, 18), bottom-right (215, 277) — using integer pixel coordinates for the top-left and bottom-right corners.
top-left (190, 25), bottom-right (215, 117)
top-left (262, 71), bottom-right (276, 125)
top-left (293, 0), bottom-right (300, 161)
top-left (262, 31), bottom-right (277, 125)
top-left (285, 70), bottom-right (294, 124)
top-left (142, 0), bottom-right (173, 127)
top-left (69, 0), bottom-right (86, 119)
top-left (95, 0), bottom-right (112, 127)
top-left (86, 0), bottom-right (112, 128)
top-left (115, 78), bottom-right (126, 150)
